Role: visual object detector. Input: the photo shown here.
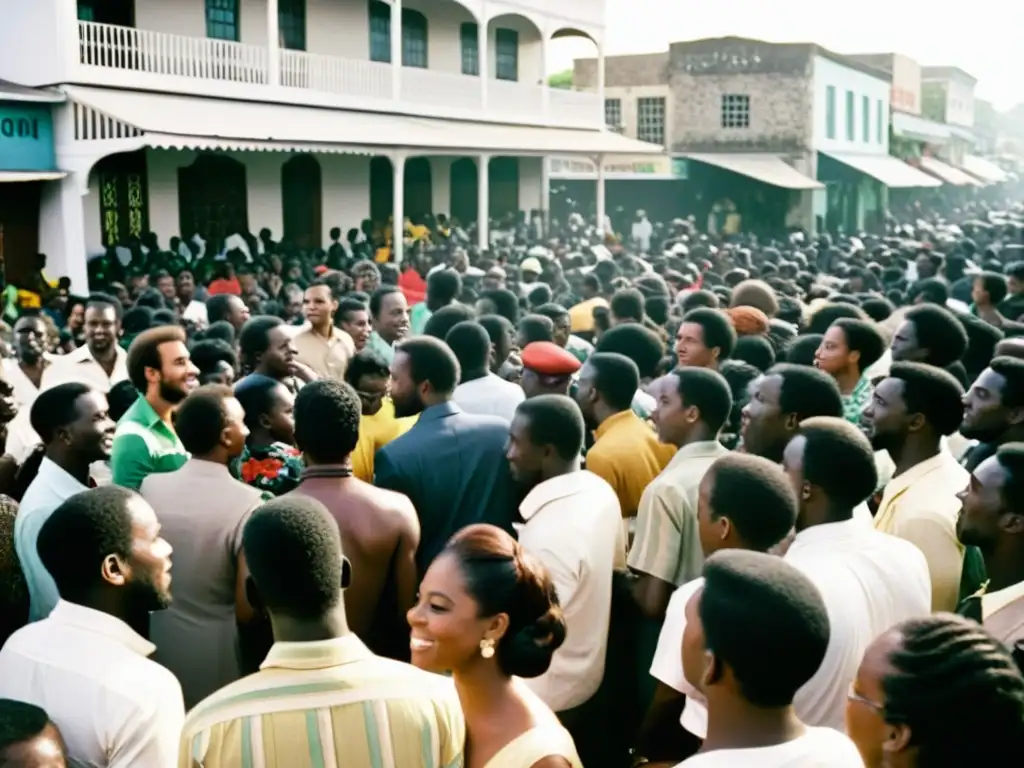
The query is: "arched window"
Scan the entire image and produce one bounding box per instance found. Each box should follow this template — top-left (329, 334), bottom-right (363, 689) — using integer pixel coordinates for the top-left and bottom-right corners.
top-left (205, 0), bottom-right (239, 41)
top-left (95, 150), bottom-right (149, 248)
top-left (404, 158), bottom-right (432, 223)
top-left (281, 155), bottom-right (322, 249)
top-left (279, 0), bottom-right (306, 50)
top-left (178, 155), bottom-right (248, 250)
top-left (402, 9), bottom-right (428, 68)
top-left (450, 158), bottom-right (479, 226)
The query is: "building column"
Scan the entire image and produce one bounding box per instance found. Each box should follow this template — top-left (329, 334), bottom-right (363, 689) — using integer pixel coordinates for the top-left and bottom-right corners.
top-left (39, 171), bottom-right (90, 292)
top-left (391, 0), bottom-right (402, 101)
top-left (267, 0), bottom-right (280, 86)
top-left (596, 46), bottom-right (606, 127)
top-left (477, 154), bottom-right (490, 251)
top-left (540, 156), bottom-right (551, 237)
top-left (392, 153), bottom-right (406, 264)
top-left (478, 19), bottom-right (488, 110)
top-left (595, 154), bottom-right (606, 236)
top-left (430, 156), bottom-right (454, 216)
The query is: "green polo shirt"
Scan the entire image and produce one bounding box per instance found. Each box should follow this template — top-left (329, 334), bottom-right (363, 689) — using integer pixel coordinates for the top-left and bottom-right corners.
top-left (110, 396), bottom-right (189, 490)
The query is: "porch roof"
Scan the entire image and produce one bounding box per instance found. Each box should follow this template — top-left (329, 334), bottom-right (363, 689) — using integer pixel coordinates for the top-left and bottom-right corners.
top-left (680, 153), bottom-right (824, 190)
top-left (61, 85), bottom-right (662, 158)
top-left (918, 156), bottom-right (985, 186)
top-left (820, 151), bottom-right (942, 189)
top-left (962, 155), bottom-right (1008, 184)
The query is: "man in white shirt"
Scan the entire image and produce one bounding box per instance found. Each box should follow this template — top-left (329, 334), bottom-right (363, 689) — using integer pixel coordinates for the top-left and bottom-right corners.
top-left (782, 417), bottom-right (931, 731)
top-left (641, 453), bottom-right (800, 764)
top-left (448, 320), bottom-right (524, 423)
top-left (15, 383), bottom-right (116, 621)
top-left (506, 395), bottom-right (624, 766)
top-left (2, 315), bottom-right (53, 461)
top-left (678, 551), bottom-right (863, 766)
top-left (0, 485), bottom-right (184, 768)
top-left (41, 293), bottom-right (129, 394)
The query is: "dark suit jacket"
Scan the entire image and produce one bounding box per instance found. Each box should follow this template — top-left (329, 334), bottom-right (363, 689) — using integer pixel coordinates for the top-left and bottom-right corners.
top-left (373, 401), bottom-right (517, 574)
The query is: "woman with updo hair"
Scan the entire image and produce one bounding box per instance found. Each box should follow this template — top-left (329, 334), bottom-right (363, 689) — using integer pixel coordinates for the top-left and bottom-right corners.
top-left (408, 524), bottom-right (581, 768)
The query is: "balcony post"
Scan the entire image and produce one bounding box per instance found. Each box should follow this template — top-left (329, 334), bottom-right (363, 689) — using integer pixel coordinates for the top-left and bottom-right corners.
top-left (392, 152), bottom-right (406, 264)
top-left (595, 154), bottom-right (607, 238)
top-left (391, 0), bottom-right (402, 101)
top-left (477, 154), bottom-right (490, 251)
top-left (267, 0), bottom-right (280, 86)
top-left (478, 18), bottom-right (488, 110)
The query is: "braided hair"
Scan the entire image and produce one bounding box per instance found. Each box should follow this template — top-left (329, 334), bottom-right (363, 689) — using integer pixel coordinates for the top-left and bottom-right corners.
top-left (882, 614), bottom-right (1024, 766)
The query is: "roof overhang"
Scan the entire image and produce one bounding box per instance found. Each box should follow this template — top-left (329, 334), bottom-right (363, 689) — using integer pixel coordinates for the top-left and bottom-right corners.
top-left (819, 151), bottom-right (942, 188)
top-left (892, 112), bottom-right (951, 143)
top-left (0, 171), bottom-right (67, 182)
top-left (680, 153), bottom-right (823, 190)
top-left (62, 85), bottom-right (662, 157)
top-left (962, 155), bottom-right (1008, 184)
top-left (918, 156), bottom-right (985, 186)
top-left (0, 80), bottom-right (65, 104)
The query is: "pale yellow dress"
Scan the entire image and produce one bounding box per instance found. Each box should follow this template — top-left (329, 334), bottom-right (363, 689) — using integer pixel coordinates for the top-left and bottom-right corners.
top-left (482, 725), bottom-right (584, 768)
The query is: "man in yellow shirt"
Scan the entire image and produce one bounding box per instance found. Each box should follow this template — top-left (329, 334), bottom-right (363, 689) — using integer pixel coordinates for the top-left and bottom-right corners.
top-left (345, 349), bottom-right (416, 482)
top-left (863, 362), bottom-right (968, 612)
top-left (576, 352), bottom-right (675, 522)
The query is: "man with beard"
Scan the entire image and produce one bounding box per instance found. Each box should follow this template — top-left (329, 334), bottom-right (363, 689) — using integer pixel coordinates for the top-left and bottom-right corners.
top-left (863, 362), bottom-right (968, 612)
top-left (960, 357), bottom-right (1024, 471)
top-left (41, 292), bottom-right (128, 393)
top-left (15, 383), bottom-right (117, 622)
top-left (2, 315), bottom-right (52, 461)
top-left (374, 337), bottom-right (515, 575)
top-left (111, 326), bottom-right (198, 490)
top-left (0, 486), bottom-right (184, 767)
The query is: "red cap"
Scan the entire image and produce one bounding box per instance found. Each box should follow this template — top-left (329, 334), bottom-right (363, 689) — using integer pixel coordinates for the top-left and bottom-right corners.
top-left (521, 342), bottom-right (581, 377)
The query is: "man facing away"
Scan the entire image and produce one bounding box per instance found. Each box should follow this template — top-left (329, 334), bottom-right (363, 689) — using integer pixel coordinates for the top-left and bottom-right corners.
top-left (288, 379), bottom-right (421, 661)
top-left (179, 495), bottom-right (464, 768)
top-left (0, 699), bottom-right (68, 768)
top-left (0, 486), bottom-right (184, 768)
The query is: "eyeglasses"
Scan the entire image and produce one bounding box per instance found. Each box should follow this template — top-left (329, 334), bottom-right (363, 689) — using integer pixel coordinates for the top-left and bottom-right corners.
top-left (847, 682), bottom-right (883, 712)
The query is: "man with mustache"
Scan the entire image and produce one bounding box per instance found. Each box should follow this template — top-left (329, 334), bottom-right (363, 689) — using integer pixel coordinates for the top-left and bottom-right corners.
top-left (110, 326), bottom-right (199, 490)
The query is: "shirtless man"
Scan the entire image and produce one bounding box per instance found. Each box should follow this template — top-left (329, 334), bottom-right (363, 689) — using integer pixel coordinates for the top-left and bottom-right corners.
top-left (285, 379), bottom-right (420, 661)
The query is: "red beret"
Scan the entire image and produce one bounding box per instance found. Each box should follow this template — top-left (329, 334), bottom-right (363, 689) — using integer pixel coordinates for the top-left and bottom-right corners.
top-left (521, 342), bottom-right (581, 377)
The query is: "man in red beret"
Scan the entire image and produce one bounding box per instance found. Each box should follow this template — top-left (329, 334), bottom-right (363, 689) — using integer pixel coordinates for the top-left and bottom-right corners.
top-left (520, 341), bottom-right (581, 398)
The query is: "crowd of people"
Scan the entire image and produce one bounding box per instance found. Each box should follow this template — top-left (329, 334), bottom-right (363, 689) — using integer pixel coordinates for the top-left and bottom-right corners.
top-left (0, 201), bottom-right (1023, 767)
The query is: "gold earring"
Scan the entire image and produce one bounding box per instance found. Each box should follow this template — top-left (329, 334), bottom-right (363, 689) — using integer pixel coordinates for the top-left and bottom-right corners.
top-left (479, 638), bottom-right (495, 659)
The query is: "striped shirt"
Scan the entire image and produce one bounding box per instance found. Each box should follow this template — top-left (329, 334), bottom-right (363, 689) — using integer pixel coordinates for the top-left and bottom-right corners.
top-left (179, 634), bottom-right (464, 768)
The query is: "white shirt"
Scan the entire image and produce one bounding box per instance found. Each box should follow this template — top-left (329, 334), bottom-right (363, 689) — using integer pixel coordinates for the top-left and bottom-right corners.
top-left (41, 343), bottom-right (129, 394)
top-left (452, 373), bottom-right (525, 423)
top-left (650, 577), bottom-right (708, 738)
top-left (1, 355), bottom-right (51, 462)
top-left (14, 457), bottom-right (91, 621)
top-left (785, 518), bottom-right (932, 731)
top-left (181, 299), bottom-right (209, 327)
top-left (677, 727), bottom-right (864, 767)
top-left (515, 470), bottom-right (626, 711)
top-left (0, 600), bottom-right (185, 768)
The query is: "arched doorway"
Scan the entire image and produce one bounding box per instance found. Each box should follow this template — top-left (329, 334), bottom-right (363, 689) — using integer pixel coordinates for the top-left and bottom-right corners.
top-left (449, 158), bottom-right (478, 227)
top-left (281, 155), bottom-right (322, 249)
top-left (489, 156), bottom-right (519, 224)
top-left (93, 150), bottom-right (150, 249)
top-left (178, 154), bottom-right (247, 250)
top-left (404, 157), bottom-right (432, 224)
top-left (369, 156), bottom-right (393, 231)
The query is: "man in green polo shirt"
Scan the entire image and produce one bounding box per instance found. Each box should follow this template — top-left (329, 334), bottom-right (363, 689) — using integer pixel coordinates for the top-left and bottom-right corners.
top-left (111, 325), bottom-right (199, 490)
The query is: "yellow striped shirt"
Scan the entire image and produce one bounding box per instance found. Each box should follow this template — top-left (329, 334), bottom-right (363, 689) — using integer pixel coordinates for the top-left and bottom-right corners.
top-left (179, 635), bottom-right (464, 768)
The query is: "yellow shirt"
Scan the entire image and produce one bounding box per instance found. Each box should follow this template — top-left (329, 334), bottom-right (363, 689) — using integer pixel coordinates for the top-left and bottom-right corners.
top-left (568, 297), bottom-right (609, 333)
top-left (585, 410), bottom-right (677, 519)
top-left (352, 399), bottom-right (417, 482)
top-left (874, 450), bottom-right (968, 612)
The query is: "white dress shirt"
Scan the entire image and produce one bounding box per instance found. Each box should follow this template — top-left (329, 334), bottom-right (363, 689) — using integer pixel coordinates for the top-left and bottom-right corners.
top-left (0, 600), bottom-right (185, 768)
top-left (14, 457), bottom-right (91, 620)
top-left (679, 726), bottom-right (864, 766)
top-left (785, 518), bottom-right (932, 731)
top-left (452, 373), bottom-right (525, 423)
top-left (515, 470), bottom-right (626, 712)
top-left (650, 577), bottom-right (707, 738)
top-left (40, 343), bottom-right (129, 394)
top-left (1, 355), bottom-right (50, 462)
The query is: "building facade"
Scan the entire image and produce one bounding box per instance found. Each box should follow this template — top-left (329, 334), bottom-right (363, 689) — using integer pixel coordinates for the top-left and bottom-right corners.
top-left (0, 0), bottom-right (657, 290)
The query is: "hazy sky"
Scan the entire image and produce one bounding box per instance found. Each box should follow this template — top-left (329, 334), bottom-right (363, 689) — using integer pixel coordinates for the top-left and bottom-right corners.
top-left (547, 0), bottom-right (1023, 110)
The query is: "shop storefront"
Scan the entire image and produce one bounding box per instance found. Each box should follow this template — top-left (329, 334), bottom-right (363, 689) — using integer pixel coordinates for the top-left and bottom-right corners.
top-left (0, 83), bottom-right (64, 288)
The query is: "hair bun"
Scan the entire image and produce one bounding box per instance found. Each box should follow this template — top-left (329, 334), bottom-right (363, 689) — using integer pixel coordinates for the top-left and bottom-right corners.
top-left (497, 605), bottom-right (568, 679)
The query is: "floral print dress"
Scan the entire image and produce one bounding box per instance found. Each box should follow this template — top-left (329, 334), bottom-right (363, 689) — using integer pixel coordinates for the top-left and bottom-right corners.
top-left (235, 442), bottom-right (304, 497)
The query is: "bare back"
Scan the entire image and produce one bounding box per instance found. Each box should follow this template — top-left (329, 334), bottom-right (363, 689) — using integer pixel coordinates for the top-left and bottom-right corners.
top-left (290, 474), bottom-right (420, 659)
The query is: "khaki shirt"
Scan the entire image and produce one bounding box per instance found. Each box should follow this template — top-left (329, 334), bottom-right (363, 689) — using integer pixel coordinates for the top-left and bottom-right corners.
top-left (293, 325), bottom-right (355, 381)
top-left (874, 450), bottom-right (968, 612)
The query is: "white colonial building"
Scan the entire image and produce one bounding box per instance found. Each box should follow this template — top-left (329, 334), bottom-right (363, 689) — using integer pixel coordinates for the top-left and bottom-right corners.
top-left (0, 0), bottom-right (654, 289)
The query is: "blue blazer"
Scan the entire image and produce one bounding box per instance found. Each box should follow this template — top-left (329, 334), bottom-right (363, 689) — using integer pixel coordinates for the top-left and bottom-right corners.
top-left (374, 401), bottom-right (517, 575)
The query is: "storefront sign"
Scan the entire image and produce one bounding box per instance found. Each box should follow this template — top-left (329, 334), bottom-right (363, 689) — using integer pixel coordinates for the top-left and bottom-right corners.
top-left (0, 103), bottom-right (55, 171)
top-left (549, 155), bottom-right (678, 179)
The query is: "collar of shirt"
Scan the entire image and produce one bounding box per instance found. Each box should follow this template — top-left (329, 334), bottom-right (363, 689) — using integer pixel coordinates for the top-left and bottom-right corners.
top-left (983, 579), bottom-right (1024, 620)
top-left (260, 634), bottom-right (374, 671)
top-left (183, 457), bottom-right (234, 479)
top-left (65, 342), bottom-right (126, 368)
top-left (48, 599), bottom-right (155, 657)
top-left (519, 468), bottom-right (589, 522)
top-left (593, 409), bottom-right (639, 441)
top-left (881, 450), bottom-right (958, 506)
top-left (123, 395), bottom-right (168, 431)
top-left (417, 400), bottom-right (461, 425)
top-left (664, 440), bottom-right (729, 471)
top-left (34, 457), bottom-right (91, 500)
top-left (787, 518), bottom-right (863, 558)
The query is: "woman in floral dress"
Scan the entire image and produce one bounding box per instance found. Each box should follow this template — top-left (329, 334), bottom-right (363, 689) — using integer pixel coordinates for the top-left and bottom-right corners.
top-left (233, 374), bottom-right (303, 496)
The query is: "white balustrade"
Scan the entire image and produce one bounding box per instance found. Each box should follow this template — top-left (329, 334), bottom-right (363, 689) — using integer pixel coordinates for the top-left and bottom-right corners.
top-left (399, 67), bottom-right (482, 111)
top-left (279, 49), bottom-right (391, 101)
